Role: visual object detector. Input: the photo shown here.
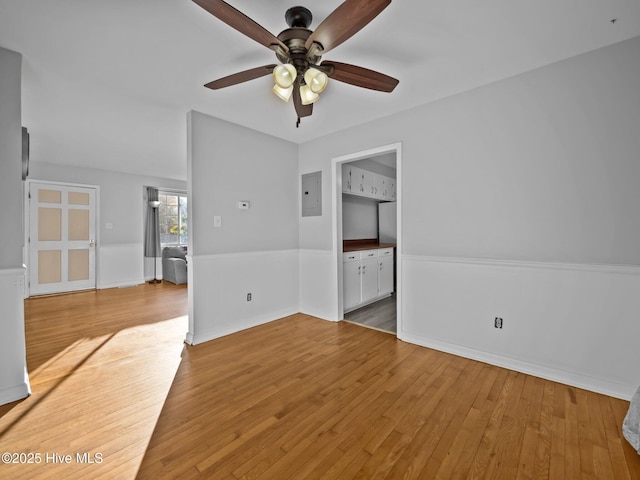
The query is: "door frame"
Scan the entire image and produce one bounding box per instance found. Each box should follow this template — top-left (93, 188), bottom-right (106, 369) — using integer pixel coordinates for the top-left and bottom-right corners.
top-left (332, 142), bottom-right (402, 335)
top-left (24, 179), bottom-right (101, 298)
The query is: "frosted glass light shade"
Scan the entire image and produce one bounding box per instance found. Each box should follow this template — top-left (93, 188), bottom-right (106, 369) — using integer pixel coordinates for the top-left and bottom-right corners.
top-left (299, 84), bottom-right (320, 105)
top-left (273, 64), bottom-right (297, 88)
top-left (272, 84), bottom-right (293, 102)
top-left (304, 67), bottom-right (328, 93)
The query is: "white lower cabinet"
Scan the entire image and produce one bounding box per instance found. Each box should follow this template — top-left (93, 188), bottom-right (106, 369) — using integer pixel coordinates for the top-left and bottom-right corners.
top-left (361, 252), bottom-right (379, 304)
top-left (343, 248), bottom-right (394, 313)
top-left (343, 253), bottom-right (362, 311)
top-left (378, 248), bottom-right (394, 296)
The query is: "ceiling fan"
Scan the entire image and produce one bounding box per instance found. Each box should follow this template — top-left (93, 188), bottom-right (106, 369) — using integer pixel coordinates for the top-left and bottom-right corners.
top-left (192, 0), bottom-right (399, 127)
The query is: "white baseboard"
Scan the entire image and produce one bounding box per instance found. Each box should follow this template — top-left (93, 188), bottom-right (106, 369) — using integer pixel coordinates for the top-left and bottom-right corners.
top-left (99, 280), bottom-right (145, 290)
top-left (187, 250), bottom-right (300, 346)
top-left (400, 331), bottom-right (634, 400)
top-left (0, 378), bottom-right (31, 406)
top-left (186, 307), bottom-right (298, 345)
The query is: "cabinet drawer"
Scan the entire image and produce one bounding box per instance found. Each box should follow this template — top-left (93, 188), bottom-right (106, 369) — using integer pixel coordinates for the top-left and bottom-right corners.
top-left (361, 250), bottom-right (378, 260)
top-left (343, 252), bottom-right (360, 263)
top-left (378, 248), bottom-right (394, 257)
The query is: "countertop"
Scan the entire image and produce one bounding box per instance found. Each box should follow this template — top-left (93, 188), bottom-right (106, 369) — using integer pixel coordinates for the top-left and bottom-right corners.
top-left (343, 239), bottom-right (396, 253)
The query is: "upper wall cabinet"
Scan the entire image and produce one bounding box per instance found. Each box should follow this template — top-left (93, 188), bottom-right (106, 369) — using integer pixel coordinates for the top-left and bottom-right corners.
top-left (342, 164), bottom-right (362, 195)
top-left (342, 164), bottom-right (396, 201)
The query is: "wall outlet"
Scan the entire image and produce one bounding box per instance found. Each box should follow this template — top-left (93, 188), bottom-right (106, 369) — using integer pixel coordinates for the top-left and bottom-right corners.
top-left (247, 293), bottom-right (252, 301)
top-left (494, 317), bottom-right (503, 329)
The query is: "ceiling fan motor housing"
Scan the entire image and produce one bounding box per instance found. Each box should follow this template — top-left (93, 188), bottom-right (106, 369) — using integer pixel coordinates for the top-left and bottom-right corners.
top-left (276, 28), bottom-right (320, 75)
top-left (277, 6), bottom-right (323, 76)
top-left (285, 6), bottom-right (312, 28)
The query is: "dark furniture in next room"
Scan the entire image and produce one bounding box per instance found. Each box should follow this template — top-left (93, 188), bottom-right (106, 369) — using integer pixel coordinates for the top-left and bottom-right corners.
top-left (162, 246), bottom-right (187, 285)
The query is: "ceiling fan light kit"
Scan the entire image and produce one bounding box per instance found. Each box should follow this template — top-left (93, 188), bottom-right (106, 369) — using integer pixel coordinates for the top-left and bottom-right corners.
top-left (299, 84), bottom-right (320, 105)
top-left (193, 0), bottom-right (399, 126)
top-left (272, 83), bottom-right (294, 102)
top-left (304, 67), bottom-right (329, 94)
top-left (273, 63), bottom-right (297, 89)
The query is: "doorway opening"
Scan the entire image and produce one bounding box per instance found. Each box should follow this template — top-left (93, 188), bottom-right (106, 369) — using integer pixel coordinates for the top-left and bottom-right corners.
top-left (333, 143), bottom-right (401, 335)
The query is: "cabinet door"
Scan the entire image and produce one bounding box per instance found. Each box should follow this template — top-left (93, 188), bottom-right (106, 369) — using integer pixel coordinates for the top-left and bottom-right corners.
top-left (342, 164), bottom-right (354, 193)
top-left (361, 255), bottom-right (379, 303)
top-left (375, 175), bottom-right (386, 200)
top-left (361, 170), bottom-right (376, 197)
top-left (389, 178), bottom-right (396, 200)
top-left (343, 258), bottom-right (361, 311)
top-left (344, 164), bottom-right (364, 194)
top-left (378, 255), bottom-right (394, 296)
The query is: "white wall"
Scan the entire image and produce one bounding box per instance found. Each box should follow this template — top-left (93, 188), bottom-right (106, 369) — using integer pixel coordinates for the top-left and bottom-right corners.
top-left (298, 35), bottom-right (640, 399)
top-left (0, 46), bottom-right (30, 405)
top-left (0, 48), bottom-right (23, 268)
top-left (342, 195), bottom-right (378, 240)
top-left (28, 162), bottom-right (186, 287)
top-left (186, 111), bottom-right (299, 344)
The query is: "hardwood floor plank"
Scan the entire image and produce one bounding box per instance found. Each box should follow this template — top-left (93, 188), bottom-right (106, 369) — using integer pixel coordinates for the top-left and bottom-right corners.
top-left (466, 368), bottom-right (510, 479)
top-left (384, 360), bottom-right (477, 478)
top-left (476, 370), bottom-right (528, 479)
top-left (549, 413), bottom-right (566, 480)
top-left (1, 284), bottom-right (639, 479)
top-left (516, 376), bottom-right (546, 479)
top-left (598, 396), bottom-right (633, 480)
top-left (533, 382), bottom-right (554, 479)
top-left (563, 385), bottom-right (583, 479)
top-left (576, 387), bottom-right (599, 478)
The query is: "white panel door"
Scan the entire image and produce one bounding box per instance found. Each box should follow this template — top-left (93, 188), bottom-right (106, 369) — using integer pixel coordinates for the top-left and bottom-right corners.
top-left (29, 182), bottom-right (97, 295)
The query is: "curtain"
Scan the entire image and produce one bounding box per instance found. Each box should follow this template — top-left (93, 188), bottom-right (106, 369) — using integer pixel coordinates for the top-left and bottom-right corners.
top-left (144, 187), bottom-right (161, 258)
top-left (623, 385), bottom-right (640, 454)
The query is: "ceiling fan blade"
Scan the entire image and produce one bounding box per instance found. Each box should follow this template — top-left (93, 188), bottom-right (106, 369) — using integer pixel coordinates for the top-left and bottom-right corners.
top-left (305, 0), bottom-right (391, 54)
top-left (293, 77), bottom-right (313, 119)
top-left (204, 64), bottom-right (277, 90)
top-left (192, 0), bottom-right (287, 52)
top-left (322, 61), bottom-right (399, 92)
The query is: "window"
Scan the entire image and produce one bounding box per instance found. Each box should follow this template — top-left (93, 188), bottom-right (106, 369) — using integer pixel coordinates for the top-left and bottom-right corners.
top-left (158, 192), bottom-right (188, 246)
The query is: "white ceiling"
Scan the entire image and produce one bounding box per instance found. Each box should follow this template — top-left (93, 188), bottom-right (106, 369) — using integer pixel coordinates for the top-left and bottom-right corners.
top-left (1, 0), bottom-right (639, 181)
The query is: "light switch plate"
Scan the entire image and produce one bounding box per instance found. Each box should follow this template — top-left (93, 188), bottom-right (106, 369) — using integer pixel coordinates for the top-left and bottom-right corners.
top-left (213, 216), bottom-right (222, 227)
top-left (238, 201), bottom-right (250, 209)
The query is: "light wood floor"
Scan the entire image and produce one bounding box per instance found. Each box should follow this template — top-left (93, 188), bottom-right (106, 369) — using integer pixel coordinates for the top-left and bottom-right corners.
top-left (1, 284), bottom-right (639, 479)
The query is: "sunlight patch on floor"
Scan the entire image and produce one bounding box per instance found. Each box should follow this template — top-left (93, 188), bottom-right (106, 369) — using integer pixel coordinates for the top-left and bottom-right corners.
top-left (0, 315), bottom-right (186, 480)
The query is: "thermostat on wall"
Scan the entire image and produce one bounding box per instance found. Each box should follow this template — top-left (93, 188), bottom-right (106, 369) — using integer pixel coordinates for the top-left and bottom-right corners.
top-left (238, 200), bottom-right (250, 209)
